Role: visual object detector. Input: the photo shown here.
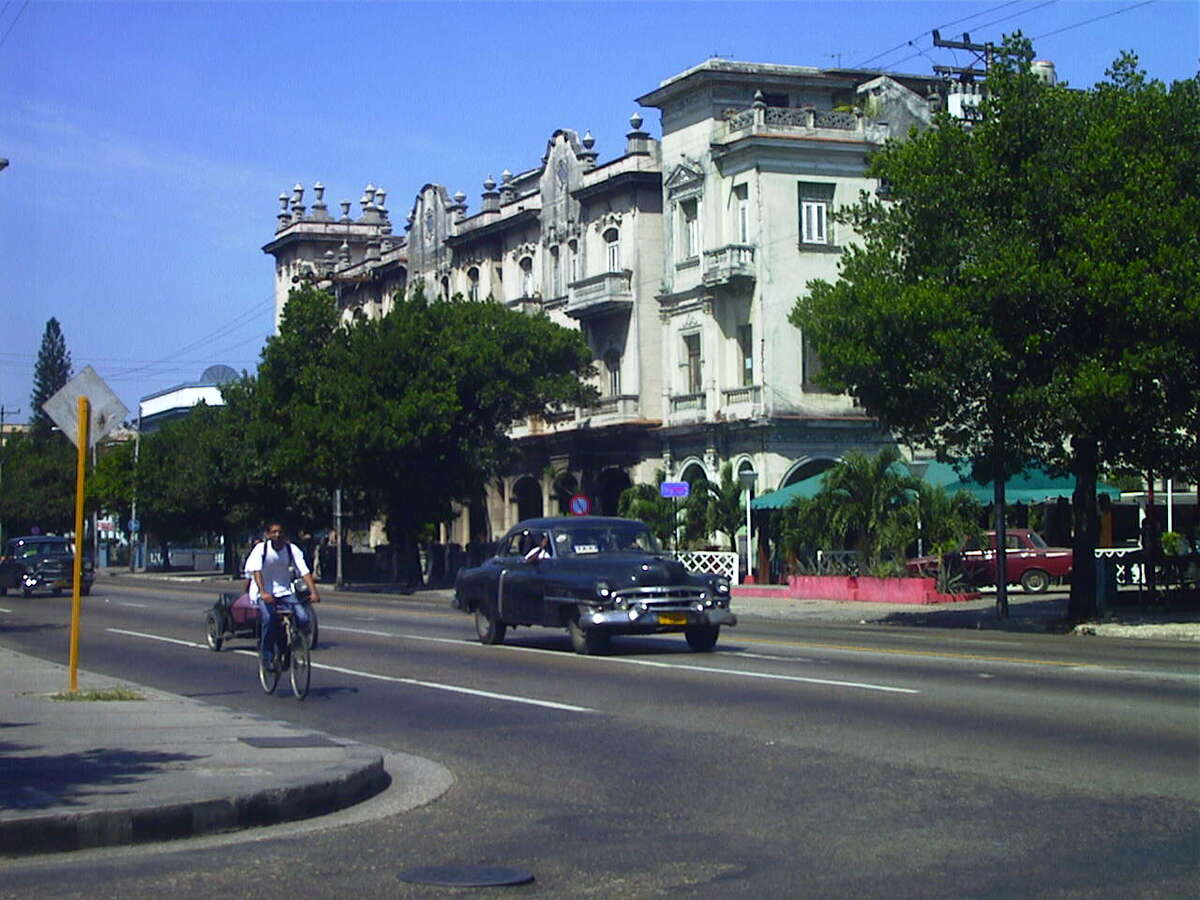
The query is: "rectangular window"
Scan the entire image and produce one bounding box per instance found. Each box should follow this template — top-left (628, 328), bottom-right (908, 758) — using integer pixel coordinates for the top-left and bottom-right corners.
top-left (568, 241), bottom-right (579, 283)
top-left (737, 324), bottom-right (753, 387)
top-left (684, 333), bottom-right (702, 394)
top-left (802, 332), bottom-right (827, 391)
top-left (735, 185), bottom-right (750, 244)
top-left (798, 182), bottom-right (835, 246)
top-left (551, 249), bottom-right (561, 296)
top-left (605, 233), bottom-right (621, 272)
top-left (681, 199), bottom-right (699, 259)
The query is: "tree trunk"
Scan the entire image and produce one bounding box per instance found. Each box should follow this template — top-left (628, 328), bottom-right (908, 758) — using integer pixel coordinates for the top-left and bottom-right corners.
top-left (993, 479), bottom-right (1009, 619)
top-left (1068, 436), bottom-right (1100, 622)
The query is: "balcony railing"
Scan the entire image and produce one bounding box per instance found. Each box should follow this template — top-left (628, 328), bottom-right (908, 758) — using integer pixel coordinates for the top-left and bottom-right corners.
top-left (566, 270), bottom-right (633, 319)
top-left (721, 384), bottom-right (761, 407)
top-left (669, 392), bottom-right (707, 414)
top-left (586, 394), bottom-right (640, 418)
top-left (716, 104), bottom-right (865, 144)
top-left (702, 244), bottom-right (756, 287)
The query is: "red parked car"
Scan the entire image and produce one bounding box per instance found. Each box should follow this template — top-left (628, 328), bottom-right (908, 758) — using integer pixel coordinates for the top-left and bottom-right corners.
top-left (907, 529), bottom-right (1072, 593)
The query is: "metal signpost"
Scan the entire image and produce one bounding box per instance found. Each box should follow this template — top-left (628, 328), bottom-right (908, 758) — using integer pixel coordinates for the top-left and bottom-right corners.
top-left (660, 481), bottom-right (690, 551)
top-left (42, 367), bottom-right (128, 692)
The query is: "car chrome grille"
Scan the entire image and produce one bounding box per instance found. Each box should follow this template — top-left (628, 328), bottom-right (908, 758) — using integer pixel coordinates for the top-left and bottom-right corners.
top-left (613, 585), bottom-right (706, 606)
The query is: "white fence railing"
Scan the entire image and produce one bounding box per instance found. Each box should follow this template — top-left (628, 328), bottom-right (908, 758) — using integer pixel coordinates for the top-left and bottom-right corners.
top-left (671, 550), bottom-right (739, 583)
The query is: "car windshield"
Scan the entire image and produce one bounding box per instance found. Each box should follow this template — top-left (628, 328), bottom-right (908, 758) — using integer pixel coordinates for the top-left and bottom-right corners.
top-left (1026, 531), bottom-right (1048, 549)
top-left (550, 525), bottom-right (662, 557)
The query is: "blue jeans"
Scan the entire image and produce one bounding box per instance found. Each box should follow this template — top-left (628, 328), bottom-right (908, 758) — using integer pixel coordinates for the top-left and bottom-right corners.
top-left (259, 594), bottom-right (311, 662)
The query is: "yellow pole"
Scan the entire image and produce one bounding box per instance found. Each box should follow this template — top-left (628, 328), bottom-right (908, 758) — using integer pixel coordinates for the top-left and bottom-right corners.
top-left (68, 395), bottom-right (90, 693)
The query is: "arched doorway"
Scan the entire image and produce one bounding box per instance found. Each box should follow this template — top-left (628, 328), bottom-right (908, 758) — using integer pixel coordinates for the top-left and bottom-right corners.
top-left (595, 467), bottom-right (631, 517)
top-left (551, 471), bottom-right (578, 516)
top-left (513, 476), bottom-right (543, 522)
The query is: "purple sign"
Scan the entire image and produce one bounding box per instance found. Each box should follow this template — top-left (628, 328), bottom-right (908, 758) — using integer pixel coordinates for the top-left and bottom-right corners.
top-left (660, 481), bottom-right (690, 499)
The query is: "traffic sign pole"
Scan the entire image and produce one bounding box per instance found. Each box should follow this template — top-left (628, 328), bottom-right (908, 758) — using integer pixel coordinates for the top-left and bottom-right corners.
top-left (68, 395), bottom-right (90, 693)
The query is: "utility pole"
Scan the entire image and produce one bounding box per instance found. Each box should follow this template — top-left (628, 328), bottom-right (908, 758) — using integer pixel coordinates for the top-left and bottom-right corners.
top-left (0, 405), bottom-right (20, 545)
top-left (931, 30), bottom-right (992, 83)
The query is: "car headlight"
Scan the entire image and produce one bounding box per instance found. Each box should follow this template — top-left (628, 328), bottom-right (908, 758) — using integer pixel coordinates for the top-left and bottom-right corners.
top-left (715, 578), bottom-right (730, 594)
top-left (595, 580), bottom-right (612, 600)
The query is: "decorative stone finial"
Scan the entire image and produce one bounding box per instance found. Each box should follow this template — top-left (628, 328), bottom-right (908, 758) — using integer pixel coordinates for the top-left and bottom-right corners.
top-left (292, 183), bottom-right (304, 203)
top-left (313, 182), bottom-right (325, 202)
top-left (278, 192), bottom-right (289, 212)
top-left (582, 130), bottom-right (595, 149)
top-left (629, 112), bottom-right (643, 131)
top-left (753, 90), bottom-right (766, 109)
top-left (375, 188), bottom-right (387, 209)
top-left (501, 169), bottom-right (513, 183)
top-left (340, 199), bottom-right (352, 220)
top-left (483, 175), bottom-right (497, 191)
top-left (454, 191), bottom-right (466, 204)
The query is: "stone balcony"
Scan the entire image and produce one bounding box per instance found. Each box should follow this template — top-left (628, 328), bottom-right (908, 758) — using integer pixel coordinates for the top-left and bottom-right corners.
top-left (566, 270), bottom-right (634, 319)
top-left (711, 103), bottom-right (888, 149)
top-left (702, 244), bottom-right (756, 288)
top-left (669, 392), bottom-right (707, 415)
top-left (721, 384), bottom-right (762, 408)
top-left (586, 394), bottom-right (641, 418)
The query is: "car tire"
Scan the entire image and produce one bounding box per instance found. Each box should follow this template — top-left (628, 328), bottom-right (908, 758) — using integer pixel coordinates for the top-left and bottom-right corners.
top-left (1020, 568), bottom-right (1051, 593)
top-left (568, 611), bottom-right (609, 655)
top-left (684, 624), bottom-right (720, 651)
top-left (205, 611), bottom-right (224, 651)
top-left (475, 602), bottom-right (507, 645)
top-left (22, 586), bottom-right (34, 598)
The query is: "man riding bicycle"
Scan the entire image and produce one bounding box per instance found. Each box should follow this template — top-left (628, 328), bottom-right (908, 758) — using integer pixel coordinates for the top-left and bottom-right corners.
top-left (245, 521), bottom-right (320, 669)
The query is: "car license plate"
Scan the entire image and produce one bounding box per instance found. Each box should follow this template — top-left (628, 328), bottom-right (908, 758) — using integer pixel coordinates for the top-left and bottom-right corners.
top-left (658, 613), bottom-right (688, 625)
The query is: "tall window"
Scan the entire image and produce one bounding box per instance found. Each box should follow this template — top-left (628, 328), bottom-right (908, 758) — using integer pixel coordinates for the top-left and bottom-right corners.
top-left (550, 247), bottom-right (561, 297)
top-left (441, 276), bottom-right (450, 301)
top-left (568, 239), bottom-right (579, 283)
top-left (684, 333), bottom-right (702, 394)
top-left (735, 185), bottom-right (750, 243)
top-left (798, 182), bottom-right (835, 246)
top-left (467, 267), bottom-right (480, 301)
top-left (604, 349), bottom-right (621, 396)
top-left (737, 324), bottom-right (754, 386)
top-left (604, 228), bottom-right (621, 272)
top-left (681, 199), bottom-right (699, 259)
top-left (802, 332), bottom-right (827, 390)
top-left (520, 256), bottom-right (534, 297)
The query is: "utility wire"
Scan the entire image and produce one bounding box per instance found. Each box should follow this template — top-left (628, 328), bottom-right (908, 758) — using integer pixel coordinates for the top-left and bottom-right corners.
top-left (0, 0), bottom-right (29, 51)
top-left (1032, 0), bottom-right (1155, 41)
top-left (855, 0), bottom-right (1026, 67)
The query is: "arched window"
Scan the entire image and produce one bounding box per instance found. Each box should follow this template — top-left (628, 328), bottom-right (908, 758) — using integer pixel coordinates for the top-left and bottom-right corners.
top-left (520, 256), bottom-right (534, 297)
top-left (467, 267), bottom-right (480, 301)
top-left (568, 239), bottom-right (579, 283)
top-left (604, 228), bottom-right (620, 272)
top-left (441, 276), bottom-right (450, 301)
top-left (550, 246), bottom-right (561, 297)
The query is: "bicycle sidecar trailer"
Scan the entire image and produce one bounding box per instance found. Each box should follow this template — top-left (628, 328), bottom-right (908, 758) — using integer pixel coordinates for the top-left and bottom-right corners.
top-left (205, 591), bottom-right (319, 651)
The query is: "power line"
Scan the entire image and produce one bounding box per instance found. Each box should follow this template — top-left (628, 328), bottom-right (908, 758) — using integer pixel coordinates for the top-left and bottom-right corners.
top-left (1031, 0), bottom-right (1155, 42)
top-left (0, 0), bottom-right (29, 51)
top-left (854, 0), bottom-right (1026, 67)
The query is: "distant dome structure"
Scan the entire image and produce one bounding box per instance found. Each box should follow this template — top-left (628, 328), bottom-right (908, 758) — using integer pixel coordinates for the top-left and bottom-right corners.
top-left (201, 364), bottom-right (239, 384)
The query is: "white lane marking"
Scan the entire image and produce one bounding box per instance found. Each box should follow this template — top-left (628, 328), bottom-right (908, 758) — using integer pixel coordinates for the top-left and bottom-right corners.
top-left (0, 607), bottom-right (12, 614)
top-left (119, 602), bottom-right (149, 608)
top-left (109, 628), bottom-right (205, 649)
top-left (733, 651), bottom-right (816, 663)
top-left (327, 625), bottom-right (918, 695)
top-left (107, 627), bottom-right (593, 714)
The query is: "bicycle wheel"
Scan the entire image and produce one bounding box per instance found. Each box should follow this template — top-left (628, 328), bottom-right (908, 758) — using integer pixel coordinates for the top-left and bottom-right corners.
top-left (288, 624), bottom-right (311, 700)
top-left (258, 636), bottom-right (280, 695)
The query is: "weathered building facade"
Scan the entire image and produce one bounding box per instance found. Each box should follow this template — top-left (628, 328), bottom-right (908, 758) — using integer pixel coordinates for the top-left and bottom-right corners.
top-left (262, 59), bottom-right (944, 559)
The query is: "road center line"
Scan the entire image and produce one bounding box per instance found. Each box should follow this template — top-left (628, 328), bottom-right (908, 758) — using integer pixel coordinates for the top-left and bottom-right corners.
top-left (107, 627), bottom-right (593, 714)
top-left (0, 607), bottom-right (12, 614)
top-left (326, 625), bottom-right (919, 695)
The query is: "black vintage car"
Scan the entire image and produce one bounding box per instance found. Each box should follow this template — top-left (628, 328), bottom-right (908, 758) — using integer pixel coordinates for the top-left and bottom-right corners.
top-left (453, 517), bottom-right (736, 654)
top-left (0, 536), bottom-right (94, 597)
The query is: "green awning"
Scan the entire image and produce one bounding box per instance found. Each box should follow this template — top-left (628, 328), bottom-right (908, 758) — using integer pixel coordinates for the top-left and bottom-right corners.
top-left (750, 471), bottom-right (829, 510)
top-left (941, 466), bottom-right (1122, 504)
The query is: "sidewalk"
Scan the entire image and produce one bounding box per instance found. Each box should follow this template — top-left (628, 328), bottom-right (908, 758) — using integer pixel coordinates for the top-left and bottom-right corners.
top-left (0, 646), bottom-right (388, 857)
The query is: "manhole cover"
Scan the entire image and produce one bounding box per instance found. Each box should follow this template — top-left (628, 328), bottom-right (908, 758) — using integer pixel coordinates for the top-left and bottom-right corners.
top-left (397, 865), bottom-right (535, 887)
top-left (239, 735), bottom-right (341, 749)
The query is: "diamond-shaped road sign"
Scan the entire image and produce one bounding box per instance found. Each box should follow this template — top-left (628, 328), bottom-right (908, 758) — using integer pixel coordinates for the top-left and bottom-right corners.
top-left (42, 366), bottom-right (129, 449)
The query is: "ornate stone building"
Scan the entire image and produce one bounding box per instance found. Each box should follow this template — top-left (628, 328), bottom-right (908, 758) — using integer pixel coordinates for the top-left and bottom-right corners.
top-left (262, 59), bottom-right (944, 556)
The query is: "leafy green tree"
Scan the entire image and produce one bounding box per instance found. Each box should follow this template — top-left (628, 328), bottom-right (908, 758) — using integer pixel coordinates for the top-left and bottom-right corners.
top-left (30, 318), bottom-right (72, 433)
top-left (618, 471), bottom-right (680, 548)
top-left (700, 463), bottom-right (746, 553)
top-left (0, 431), bottom-right (77, 535)
top-left (809, 448), bottom-right (922, 561)
top-left (792, 37), bottom-right (1199, 619)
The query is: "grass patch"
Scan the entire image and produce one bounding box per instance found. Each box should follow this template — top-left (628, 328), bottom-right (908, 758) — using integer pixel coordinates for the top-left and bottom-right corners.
top-left (51, 687), bottom-right (146, 702)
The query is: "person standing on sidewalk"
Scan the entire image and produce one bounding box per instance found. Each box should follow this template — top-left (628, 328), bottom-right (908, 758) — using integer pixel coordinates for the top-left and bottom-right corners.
top-left (245, 521), bottom-right (320, 666)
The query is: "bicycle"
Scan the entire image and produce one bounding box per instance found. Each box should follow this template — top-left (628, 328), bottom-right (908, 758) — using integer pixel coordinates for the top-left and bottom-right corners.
top-left (258, 604), bottom-right (311, 700)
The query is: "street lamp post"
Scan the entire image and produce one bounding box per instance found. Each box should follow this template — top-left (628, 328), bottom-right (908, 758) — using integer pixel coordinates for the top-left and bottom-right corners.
top-left (737, 469), bottom-right (758, 582)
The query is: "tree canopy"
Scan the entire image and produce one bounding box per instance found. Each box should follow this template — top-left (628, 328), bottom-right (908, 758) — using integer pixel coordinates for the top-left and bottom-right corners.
top-left (792, 37), bottom-right (1199, 618)
top-left (30, 318), bottom-right (72, 432)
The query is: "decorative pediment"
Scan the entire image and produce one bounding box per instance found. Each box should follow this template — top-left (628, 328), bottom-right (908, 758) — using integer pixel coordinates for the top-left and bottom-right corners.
top-left (510, 241), bottom-right (538, 261)
top-left (665, 157), bottom-right (705, 196)
top-left (593, 211), bottom-right (623, 234)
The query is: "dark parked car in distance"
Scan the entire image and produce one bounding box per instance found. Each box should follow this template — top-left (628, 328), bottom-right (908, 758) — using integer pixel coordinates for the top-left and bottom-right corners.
top-left (0, 535), bottom-right (95, 597)
top-left (453, 516), bottom-right (736, 653)
top-left (907, 529), bottom-right (1072, 593)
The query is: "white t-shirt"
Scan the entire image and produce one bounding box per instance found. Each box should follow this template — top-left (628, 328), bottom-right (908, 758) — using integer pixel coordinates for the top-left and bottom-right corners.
top-left (244, 540), bottom-right (310, 599)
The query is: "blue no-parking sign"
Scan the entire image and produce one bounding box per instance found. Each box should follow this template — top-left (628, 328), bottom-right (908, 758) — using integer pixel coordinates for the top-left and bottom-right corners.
top-left (568, 494), bottom-right (592, 516)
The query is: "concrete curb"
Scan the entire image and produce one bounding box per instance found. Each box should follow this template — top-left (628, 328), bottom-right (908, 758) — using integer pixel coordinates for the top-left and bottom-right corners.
top-left (0, 747), bottom-right (385, 856)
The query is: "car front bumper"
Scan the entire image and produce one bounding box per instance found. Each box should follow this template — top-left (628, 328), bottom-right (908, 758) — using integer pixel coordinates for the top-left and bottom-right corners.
top-left (579, 605), bottom-right (737, 630)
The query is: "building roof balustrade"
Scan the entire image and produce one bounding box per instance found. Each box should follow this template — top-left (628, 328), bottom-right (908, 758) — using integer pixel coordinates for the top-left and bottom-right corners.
top-left (566, 270), bottom-right (634, 319)
top-left (702, 243), bottom-right (755, 288)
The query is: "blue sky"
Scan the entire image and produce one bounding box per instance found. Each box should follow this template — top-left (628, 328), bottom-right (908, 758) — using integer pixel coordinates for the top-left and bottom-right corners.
top-left (1, 0), bottom-right (1196, 420)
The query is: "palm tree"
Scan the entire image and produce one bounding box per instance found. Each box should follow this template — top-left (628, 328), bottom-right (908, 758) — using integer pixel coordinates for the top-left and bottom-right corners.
top-left (701, 463), bottom-right (745, 552)
top-left (809, 447), bottom-right (922, 561)
top-left (617, 471), bottom-right (679, 547)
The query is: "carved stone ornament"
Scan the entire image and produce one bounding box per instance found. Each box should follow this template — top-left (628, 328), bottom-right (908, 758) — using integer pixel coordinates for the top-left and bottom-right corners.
top-left (593, 211), bottom-right (623, 233)
top-left (665, 157), bottom-right (704, 197)
top-left (510, 241), bottom-right (538, 261)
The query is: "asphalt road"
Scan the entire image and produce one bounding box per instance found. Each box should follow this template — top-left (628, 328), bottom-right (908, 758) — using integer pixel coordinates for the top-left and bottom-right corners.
top-left (1, 578), bottom-right (1197, 898)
